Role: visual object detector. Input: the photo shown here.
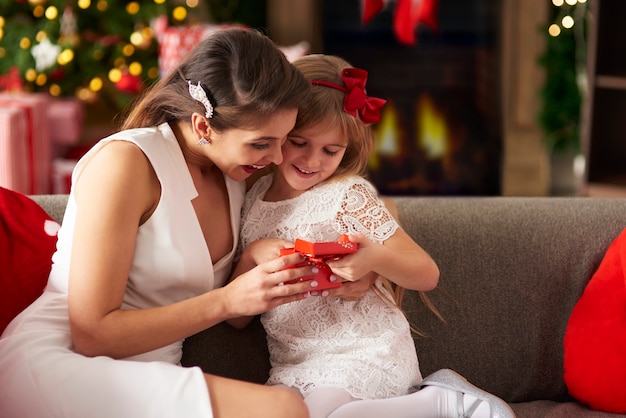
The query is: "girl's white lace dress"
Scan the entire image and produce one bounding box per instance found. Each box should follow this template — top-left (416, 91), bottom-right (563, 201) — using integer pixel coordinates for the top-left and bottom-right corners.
top-left (240, 174), bottom-right (422, 400)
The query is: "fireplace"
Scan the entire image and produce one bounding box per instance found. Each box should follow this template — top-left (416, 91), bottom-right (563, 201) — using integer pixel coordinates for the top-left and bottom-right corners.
top-left (322, 0), bottom-right (503, 195)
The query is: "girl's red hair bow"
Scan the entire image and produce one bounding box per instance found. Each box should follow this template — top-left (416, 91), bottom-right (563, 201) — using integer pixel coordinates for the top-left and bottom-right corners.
top-left (311, 68), bottom-right (387, 124)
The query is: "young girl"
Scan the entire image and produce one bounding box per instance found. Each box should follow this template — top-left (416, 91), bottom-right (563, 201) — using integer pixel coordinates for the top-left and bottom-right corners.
top-left (231, 54), bottom-right (515, 418)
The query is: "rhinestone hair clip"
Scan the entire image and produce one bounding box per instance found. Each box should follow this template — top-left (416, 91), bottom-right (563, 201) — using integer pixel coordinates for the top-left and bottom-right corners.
top-left (187, 80), bottom-right (214, 119)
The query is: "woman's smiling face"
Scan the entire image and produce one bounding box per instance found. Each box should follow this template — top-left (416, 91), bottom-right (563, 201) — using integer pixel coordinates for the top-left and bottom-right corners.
top-left (210, 109), bottom-right (298, 182)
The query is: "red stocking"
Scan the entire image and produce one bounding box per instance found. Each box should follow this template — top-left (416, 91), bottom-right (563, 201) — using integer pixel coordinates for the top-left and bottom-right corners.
top-left (361, 0), bottom-right (385, 25)
top-left (394, 0), bottom-right (439, 45)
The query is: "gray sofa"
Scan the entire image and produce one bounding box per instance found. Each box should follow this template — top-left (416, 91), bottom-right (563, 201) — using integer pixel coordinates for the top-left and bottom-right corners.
top-left (33, 194), bottom-right (626, 418)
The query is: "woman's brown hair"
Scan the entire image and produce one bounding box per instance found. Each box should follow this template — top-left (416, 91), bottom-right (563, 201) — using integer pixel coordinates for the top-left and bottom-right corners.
top-left (121, 28), bottom-right (311, 132)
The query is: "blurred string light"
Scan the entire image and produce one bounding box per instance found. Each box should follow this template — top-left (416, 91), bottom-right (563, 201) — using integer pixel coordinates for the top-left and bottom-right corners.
top-left (549, 0), bottom-right (588, 37)
top-left (547, 0), bottom-right (589, 80)
top-left (538, 0), bottom-right (590, 154)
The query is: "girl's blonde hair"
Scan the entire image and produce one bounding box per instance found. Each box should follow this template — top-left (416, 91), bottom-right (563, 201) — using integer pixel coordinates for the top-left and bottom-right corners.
top-left (292, 54), bottom-right (374, 178)
top-left (293, 54), bottom-right (444, 334)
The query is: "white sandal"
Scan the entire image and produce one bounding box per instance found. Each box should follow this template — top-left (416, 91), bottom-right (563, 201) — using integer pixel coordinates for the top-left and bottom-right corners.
top-left (416, 369), bottom-right (516, 418)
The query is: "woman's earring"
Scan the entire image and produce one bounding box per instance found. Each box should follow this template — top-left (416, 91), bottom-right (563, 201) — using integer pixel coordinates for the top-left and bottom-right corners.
top-left (197, 136), bottom-right (212, 146)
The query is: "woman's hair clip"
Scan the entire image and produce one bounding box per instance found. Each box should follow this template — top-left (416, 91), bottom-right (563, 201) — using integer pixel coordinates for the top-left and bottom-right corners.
top-left (187, 80), bottom-right (214, 119)
top-left (311, 68), bottom-right (386, 124)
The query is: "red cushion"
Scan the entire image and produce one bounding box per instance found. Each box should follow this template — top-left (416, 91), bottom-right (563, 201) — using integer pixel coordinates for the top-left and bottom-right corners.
top-left (0, 187), bottom-right (59, 333)
top-left (564, 227), bottom-right (626, 413)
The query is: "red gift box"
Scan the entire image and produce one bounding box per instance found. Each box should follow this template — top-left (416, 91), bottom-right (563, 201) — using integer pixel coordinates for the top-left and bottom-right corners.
top-left (0, 93), bottom-right (51, 194)
top-left (280, 235), bottom-right (358, 291)
top-left (293, 235), bottom-right (358, 258)
top-left (0, 107), bottom-right (30, 194)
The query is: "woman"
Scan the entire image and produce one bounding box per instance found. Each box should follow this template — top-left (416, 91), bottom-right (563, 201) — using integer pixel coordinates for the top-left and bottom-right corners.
top-left (0, 28), bottom-right (315, 418)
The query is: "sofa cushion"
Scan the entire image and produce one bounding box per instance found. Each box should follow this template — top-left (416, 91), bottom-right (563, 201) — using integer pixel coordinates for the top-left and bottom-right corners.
top-left (0, 187), bottom-right (59, 333)
top-left (181, 316), bottom-right (271, 384)
top-left (564, 227), bottom-right (626, 413)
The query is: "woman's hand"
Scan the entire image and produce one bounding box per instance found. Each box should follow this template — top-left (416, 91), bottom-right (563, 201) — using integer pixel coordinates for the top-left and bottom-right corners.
top-left (224, 252), bottom-right (318, 318)
top-left (308, 233), bottom-right (378, 301)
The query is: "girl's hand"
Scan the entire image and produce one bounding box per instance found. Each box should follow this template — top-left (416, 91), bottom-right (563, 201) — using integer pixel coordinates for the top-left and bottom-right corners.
top-left (223, 252), bottom-right (318, 318)
top-left (326, 233), bottom-right (377, 283)
top-left (326, 271), bottom-right (378, 301)
top-left (241, 238), bottom-right (294, 265)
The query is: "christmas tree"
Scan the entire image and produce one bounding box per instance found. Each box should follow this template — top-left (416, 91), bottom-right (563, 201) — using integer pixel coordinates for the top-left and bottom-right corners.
top-left (0, 0), bottom-right (193, 109)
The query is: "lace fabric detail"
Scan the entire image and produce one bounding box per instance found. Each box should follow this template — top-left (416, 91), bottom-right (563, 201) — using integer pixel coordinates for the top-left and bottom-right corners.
top-left (240, 175), bottom-right (421, 399)
top-left (262, 290), bottom-right (421, 399)
top-left (240, 175), bottom-right (398, 248)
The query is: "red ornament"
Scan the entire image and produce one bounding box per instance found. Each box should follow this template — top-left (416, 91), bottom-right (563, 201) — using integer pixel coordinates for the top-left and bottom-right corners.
top-left (49, 67), bottom-right (66, 82)
top-left (0, 67), bottom-right (24, 92)
top-left (115, 72), bottom-right (142, 94)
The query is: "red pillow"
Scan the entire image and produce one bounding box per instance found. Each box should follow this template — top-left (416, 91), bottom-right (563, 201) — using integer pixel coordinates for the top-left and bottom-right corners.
top-left (0, 187), bottom-right (59, 333)
top-left (564, 227), bottom-right (626, 413)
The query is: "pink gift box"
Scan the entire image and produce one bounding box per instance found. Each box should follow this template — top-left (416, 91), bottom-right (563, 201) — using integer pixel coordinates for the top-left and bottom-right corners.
top-left (0, 107), bottom-right (30, 194)
top-left (157, 25), bottom-right (309, 77)
top-left (51, 158), bottom-right (77, 194)
top-left (48, 98), bottom-right (84, 147)
top-left (0, 93), bottom-right (51, 194)
top-left (157, 24), bottom-right (248, 77)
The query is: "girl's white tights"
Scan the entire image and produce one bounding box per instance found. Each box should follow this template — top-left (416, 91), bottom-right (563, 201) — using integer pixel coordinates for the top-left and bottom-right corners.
top-left (303, 386), bottom-right (491, 418)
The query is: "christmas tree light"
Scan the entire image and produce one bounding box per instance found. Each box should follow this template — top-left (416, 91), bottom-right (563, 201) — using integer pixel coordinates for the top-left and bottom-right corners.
top-left (0, 0), bottom-right (194, 109)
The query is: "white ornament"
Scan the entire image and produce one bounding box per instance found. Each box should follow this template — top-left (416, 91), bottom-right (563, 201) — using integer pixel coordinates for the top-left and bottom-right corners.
top-left (31, 38), bottom-right (62, 72)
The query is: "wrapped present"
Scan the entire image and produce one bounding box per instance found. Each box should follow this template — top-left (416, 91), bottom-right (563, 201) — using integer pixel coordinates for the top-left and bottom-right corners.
top-left (50, 141), bottom-right (96, 194)
top-left (0, 107), bottom-right (30, 194)
top-left (0, 93), bottom-right (51, 194)
top-left (157, 24), bottom-right (233, 77)
top-left (156, 22), bottom-right (309, 77)
top-left (292, 234), bottom-right (358, 258)
top-left (279, 235), bottom-right (359, 291)
top-left (51, 158), bottom-right (77, 194)
top-left (48, 98), bottom-right (84, 149)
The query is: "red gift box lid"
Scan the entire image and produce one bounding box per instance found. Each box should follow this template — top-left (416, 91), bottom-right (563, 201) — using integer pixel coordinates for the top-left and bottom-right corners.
top-left (293, 234), bottom-right (358, 258)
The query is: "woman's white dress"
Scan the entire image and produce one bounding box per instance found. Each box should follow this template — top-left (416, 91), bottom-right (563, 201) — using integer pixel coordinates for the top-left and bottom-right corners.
top-left (240, 174), bottom-right (421, 400)
top-left (0, 123), bottom-right (245, 418)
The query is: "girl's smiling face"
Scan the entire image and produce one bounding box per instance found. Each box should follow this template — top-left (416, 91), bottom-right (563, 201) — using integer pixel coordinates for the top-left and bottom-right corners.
top-left (271, 124), bottom-right (348, 199)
